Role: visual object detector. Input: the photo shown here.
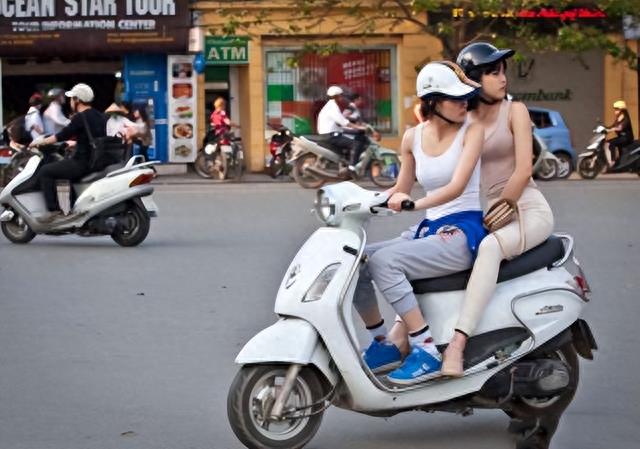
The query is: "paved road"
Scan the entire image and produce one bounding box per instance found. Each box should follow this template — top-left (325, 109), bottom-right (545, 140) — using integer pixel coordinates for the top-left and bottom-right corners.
top-left (0, 180), bottom-right (638, 449)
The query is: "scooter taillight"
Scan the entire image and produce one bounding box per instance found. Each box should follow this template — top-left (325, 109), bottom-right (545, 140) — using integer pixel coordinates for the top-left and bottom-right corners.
top-left (573, 275), bottom-right (591, 300)
top-left (220, 138), bottom-right (230, 145)
top-left (129, 172), bottom-right (155, 187)
top-left (0, 147), bottom-right (12, 158)
top-left (269, 141), bottom-right (279, 156)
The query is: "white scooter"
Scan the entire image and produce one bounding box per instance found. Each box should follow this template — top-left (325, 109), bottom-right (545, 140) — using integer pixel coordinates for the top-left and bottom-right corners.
top-left (228, 182), bottom-right (597, 449)
top-left (0, 144), bottom-right (158, 246)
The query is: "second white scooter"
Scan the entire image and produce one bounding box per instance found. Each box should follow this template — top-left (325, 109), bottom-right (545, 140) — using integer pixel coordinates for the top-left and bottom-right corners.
top-left (0, 145), bottom-right (158, 246)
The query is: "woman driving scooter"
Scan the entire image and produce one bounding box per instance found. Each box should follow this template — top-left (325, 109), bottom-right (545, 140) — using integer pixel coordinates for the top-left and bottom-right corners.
top-left (353, 61), bottom-right (486, 385)
top-left (432, 43), bottom-right (556, 377)
top-left (605, 100), bottom-right (634, 167)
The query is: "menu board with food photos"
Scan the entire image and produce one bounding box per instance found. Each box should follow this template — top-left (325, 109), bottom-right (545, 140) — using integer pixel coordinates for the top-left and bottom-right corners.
top-left (167, 55), bottom-right (197, 162)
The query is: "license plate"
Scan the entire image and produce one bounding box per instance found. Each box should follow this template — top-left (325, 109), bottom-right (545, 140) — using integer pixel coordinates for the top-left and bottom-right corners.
top-left (142, 197), bottom-right (159, 216)
top-left (221, 145), bottom-right (233, 154)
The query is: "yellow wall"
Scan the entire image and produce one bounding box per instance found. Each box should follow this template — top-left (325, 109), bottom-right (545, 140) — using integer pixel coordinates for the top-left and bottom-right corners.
top-left (604, 39), bottom-right (638, 135)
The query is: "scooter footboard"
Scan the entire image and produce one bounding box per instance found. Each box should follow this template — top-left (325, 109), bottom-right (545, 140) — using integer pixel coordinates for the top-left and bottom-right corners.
top-left (235, 317), bottom-right (339, 387)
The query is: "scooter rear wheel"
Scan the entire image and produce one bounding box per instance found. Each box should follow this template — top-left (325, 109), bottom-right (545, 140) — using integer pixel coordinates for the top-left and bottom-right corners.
top-left (227, 365), bottom-right (325, 449)
top-left (110, 201), bottom-right (150, 247)
top-left (1, 213), bottom-right (35, 244)
top-left (292, 153), bottom-right (325, 189)
top-left (536, 158), bottom-right (558, 181)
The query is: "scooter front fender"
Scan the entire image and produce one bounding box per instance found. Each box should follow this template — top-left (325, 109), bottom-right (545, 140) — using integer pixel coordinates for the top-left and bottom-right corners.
top-left (235, 317), bottom-right (339, 387)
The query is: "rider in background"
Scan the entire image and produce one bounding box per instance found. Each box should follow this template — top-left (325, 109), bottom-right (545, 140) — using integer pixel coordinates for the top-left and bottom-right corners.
top-left (343, 93), bottom-right (382, 142)
top-left (25, 93), bottom-right (45, 141)
top-left (43, 88), bottom-right (70, 135)
top-left (605, 100), bottom-right (634, 167)
top-left (317, 86), bottom-right (367, 175)
top-left (29, 83), bottom-right (107, 223)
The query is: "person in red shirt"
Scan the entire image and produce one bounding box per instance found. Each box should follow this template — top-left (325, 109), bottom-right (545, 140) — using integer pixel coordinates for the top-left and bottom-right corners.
top-left (209, 97), bottom-right (239, 137)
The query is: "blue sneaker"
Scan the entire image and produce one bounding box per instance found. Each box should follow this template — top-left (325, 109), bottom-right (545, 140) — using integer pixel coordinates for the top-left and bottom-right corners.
top-left (387, 345), bottom-right (442, 385)
top-left (363, 339), bottom-right (402, 373)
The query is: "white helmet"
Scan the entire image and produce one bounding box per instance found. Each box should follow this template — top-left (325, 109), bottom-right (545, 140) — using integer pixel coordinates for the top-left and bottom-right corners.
top-left (416, 61), bottom-right (480, 100)
top-left (65, 83), bottom-right (94, 103)
top-left (326, 85), bottom-right (343, 97)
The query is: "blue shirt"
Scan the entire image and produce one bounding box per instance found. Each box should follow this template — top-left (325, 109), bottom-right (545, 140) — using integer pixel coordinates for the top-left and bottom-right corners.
top-left (413, 210), bottom-right (487, 259)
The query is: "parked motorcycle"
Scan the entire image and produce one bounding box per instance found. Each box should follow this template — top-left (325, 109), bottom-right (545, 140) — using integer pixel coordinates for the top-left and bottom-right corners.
top-left (290, 129), bottom-right (400, 189)
top-left (578, 125), bottom-right (640, 179)
top-left (533, 133), bottom-right (562, 181)
top-left (0, 144), bottom-right (158, 246)
top-left (194, 131), bottom-right (245, 180)
top-left (266, 123), bottom-right (294, 179)
top-left (227, 181), bottom-right (596, 449)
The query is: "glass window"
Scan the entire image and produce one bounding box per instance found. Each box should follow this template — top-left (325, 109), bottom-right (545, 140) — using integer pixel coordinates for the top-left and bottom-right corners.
top-left (529, 110), bottom-right (552, 129)
top-left (265, 48), bottom-right (396, 135)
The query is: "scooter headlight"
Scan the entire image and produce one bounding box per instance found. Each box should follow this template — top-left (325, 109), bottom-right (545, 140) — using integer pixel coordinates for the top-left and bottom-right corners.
top-left (314, 189), bottom-right (338, 225)
top-left (303, 263), bottom-right (341, 302)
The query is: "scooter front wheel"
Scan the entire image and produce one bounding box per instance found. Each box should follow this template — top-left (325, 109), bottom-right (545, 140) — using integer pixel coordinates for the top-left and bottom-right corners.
top-left (227, 365), bottom-right (325, 449)
top-left (1, 212), bottom-right (35, 244)
top-left (578, 156), bottom-right (602, 179)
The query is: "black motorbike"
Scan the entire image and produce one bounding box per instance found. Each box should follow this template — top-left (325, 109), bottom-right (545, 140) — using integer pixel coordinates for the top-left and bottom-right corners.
top-left (266, 123), bottom-right (294, 178)
top-left (194, 130), bottom-right (244, 180)
top-left (578, 125), bottom-right (640, 179)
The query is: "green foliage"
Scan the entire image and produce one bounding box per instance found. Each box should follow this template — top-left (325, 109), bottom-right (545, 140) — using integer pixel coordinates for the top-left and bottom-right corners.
top-left (210, 0), bottom-right (638, 67)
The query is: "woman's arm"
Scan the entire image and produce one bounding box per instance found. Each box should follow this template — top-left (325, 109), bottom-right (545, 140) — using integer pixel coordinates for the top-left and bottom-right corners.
top-left (386, 128), bottom-right (416, 210)
top-left (499, 101), bottom-right (533, 203)
top-left (413, 123), bottom-right (484, 210)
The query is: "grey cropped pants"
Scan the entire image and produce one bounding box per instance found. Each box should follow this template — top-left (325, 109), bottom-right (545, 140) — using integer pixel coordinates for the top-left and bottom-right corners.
top-left (354, 228), bottom-right (473, 318)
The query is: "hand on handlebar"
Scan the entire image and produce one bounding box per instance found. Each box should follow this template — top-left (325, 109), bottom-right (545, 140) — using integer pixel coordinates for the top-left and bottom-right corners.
top-left (388, 192), bottom-right (412, 212)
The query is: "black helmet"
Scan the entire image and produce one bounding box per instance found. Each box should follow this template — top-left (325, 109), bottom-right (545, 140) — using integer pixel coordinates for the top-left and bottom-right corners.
top-left (456, 42), bottom-right (515, 77)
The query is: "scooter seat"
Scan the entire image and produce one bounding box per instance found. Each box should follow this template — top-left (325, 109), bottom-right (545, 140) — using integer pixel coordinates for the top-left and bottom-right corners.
top-left (78, 163), bottom-right (126, 183)
top-left (411, 236), bottom-right (565, 294)
top-left (304, 134), bottom-right (333, 146)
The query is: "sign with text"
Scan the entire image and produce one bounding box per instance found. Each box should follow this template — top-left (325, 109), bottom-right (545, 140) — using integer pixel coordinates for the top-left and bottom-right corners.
top-left (0, 0), bottom-right (190, 57)
top-left (205, 36), bottom-right (249, 65)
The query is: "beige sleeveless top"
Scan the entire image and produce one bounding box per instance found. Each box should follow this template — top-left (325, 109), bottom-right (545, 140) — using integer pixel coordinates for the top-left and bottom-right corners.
top-left (480, 99), bottom-right (536, 200)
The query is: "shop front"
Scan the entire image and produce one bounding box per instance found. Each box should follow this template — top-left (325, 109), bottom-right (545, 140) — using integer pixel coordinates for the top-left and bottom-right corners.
top-left (195, 2), bottom-right (443, 172)
top-left (0, 0), bottom-right (193, 164)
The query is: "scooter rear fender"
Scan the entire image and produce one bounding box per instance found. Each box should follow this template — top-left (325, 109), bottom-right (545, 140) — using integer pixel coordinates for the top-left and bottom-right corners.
top-left (235, 317), bottom-right (339, 387)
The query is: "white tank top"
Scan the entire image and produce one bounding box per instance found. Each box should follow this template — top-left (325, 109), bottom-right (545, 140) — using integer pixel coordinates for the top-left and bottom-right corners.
top-left (412, 121), bottom-right (482, 221)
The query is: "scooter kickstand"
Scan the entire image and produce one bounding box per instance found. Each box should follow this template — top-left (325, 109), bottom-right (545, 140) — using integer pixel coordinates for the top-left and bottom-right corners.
top-left (271, 364), bottom-right (302, 419)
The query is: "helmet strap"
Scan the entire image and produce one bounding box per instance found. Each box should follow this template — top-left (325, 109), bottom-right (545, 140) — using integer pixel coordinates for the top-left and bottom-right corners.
top-left (433, 108), bottom-right (457, 125)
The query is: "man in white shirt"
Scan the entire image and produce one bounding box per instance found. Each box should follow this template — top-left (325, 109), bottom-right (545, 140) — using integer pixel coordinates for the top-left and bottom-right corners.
top-left (316, 85), bottom-right (367, 173)
top-left (24, 93), bottom-right (45, 141)
top-left (43, 88), bottom-right (71, 135)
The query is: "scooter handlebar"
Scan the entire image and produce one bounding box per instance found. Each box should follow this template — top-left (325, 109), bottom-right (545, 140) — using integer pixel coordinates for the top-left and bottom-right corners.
top-left (374, 199), bottom-right (415, 211)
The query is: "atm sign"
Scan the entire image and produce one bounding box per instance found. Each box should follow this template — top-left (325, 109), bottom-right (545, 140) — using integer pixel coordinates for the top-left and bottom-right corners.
top-left (205, 36), bottom-right (249, 65)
